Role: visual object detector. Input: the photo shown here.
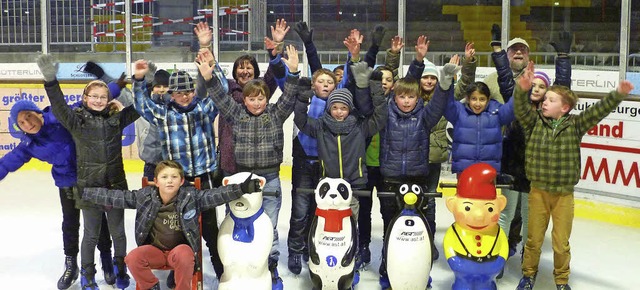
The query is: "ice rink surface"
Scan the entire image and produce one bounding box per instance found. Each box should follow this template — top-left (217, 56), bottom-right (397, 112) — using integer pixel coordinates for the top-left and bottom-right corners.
top-left (1, 170), bottom-right (639, 290)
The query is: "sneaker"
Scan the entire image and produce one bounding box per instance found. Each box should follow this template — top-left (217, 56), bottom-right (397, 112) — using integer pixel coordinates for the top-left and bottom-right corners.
top-left (166, 270), bottom-right (176, 288)
top-left (287, 253), bottom-right (302, 275)
top-left (556, 284), bottom-right (572, 290)
top-left (516, 274), bottom-right (536, 290)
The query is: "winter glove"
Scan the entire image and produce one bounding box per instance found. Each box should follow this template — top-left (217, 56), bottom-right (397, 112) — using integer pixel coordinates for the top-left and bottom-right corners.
top-left (371, 24), bottom-right (387, 47)
top-left (550, 31), bottom-right (572, 55)
top-left (36, 54), bottom-right (59, 82)
top-left (293, 21), bottom-right (313, 44)
top-left (490, 24), bottom-right (501, 47)
top-left (83, 61), bottom-right (105, 79)
top-left (351, 61), bottom-right (373, 89)
top-left (240, 174), bottom-right (262, 194)
top-left (144, 61), bottom-right (157, 83)
top-left (297, 77), bottom-right (314, 102)
top-left (116, 72), bottom-right (128, 89)
top-left (439, 63), bottom-right (461, 90)
top-left (370, 70), bottom-right (383, 82)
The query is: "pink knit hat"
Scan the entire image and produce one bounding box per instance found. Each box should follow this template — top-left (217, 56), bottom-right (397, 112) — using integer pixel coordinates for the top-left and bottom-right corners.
top-left (534, 71), bottom-right (551, 87)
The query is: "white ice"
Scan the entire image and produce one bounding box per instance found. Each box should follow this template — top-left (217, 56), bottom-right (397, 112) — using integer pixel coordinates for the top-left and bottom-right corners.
top-left (1, 170), bottom-right (639, 290)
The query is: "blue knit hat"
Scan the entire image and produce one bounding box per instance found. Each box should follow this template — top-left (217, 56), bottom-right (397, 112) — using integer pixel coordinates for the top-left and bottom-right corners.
top-left (168, 71), bottom-right (194, 93)
top-left (10, 100), bottom-right (42, 124)
top-left (326, 88), bottom-right (354, 111)
top-left (422, 58), bottom-right (439, 80)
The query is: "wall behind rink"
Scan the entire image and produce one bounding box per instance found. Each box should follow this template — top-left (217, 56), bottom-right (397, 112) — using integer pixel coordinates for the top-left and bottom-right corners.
top-left (1, 63), bottom-right (638, 208)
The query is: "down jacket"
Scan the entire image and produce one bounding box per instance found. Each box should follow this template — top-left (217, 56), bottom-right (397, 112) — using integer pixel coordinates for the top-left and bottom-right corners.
top-left (46, 80), bottom-right (139, 209)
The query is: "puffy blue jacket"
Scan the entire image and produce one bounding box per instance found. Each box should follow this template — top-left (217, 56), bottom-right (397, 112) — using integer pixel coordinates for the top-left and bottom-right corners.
top-left (380, 84), bottom-right (450, 179)
top-left (444, 95), bottom-right (515, 174)
top-left (0, 107), bottom-right (77, 187)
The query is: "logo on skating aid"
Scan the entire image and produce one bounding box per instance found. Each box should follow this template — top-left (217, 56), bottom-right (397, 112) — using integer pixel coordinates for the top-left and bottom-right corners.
top-left (325, 255), bottom-right (337, 267)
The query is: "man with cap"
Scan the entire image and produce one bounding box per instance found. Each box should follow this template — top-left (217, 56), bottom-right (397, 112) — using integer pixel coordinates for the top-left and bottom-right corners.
top-left (1, 99), bottom-right (115, 290)
top-left (483, 36), bottom-right (530, 104)
top-left (443, 162), bottom-right (508, 290)
top-left (132, 60), bottom-right (222, 288)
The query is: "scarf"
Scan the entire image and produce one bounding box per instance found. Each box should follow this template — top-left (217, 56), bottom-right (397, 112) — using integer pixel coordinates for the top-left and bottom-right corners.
top-left (321, 113), bottom-right (357, 135)
top-left (298, 96), bottom-right (326, 157)
top-left (315, 208), bottom-right (352, 232)
top-left (550, 115), bottom-right (567, 129)
top-left (230, 207), bottom-right (264, 243)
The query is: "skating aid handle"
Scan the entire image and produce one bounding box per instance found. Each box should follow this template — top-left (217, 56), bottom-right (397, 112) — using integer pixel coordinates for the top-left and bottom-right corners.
top-left (294, 188), bottom-right (443, 198)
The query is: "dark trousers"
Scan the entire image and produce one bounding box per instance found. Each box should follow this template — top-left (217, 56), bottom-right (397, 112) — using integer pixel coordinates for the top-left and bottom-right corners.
top-left (185, 171), bottom-right (223, 278)
top-left (422, 163), bottom-right (441, 236)
top-left (80, 207), bottom-right (126, 266)
top-left (287, 157), bottom-right (320, 255)
top-left (142, 162), bottom-right (157, 180)
top-left (357, 166), bottom-right (385, 247)
top-left (59, 187), bottom-right (111, 257)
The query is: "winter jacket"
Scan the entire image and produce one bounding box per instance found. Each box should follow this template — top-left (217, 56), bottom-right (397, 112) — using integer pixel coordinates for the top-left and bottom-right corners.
top-left (135, 93), bottom-right (171, 165)
top-left (133, 78), bottom-right (218, 178)
top-left (46, 80), bottom-right (139, 209)
top-left (295, 80), bottom-right (388, 187)
top-left (444, 95), bottom-right (515, 174)
top-left (0, 107), bottom-right (76, 187)
top-left (83, 184), bottom-right (245, 258)
top-left (498, 52), bottom-right (573, 192)
top-left (514, 86), bottom-right (625, 195)
top-left (379, 84), bottom-right (450, 179)
top-left (210, 74), bottom-right (297, 175)
top-left (218, 57), bottom-right (284, 174)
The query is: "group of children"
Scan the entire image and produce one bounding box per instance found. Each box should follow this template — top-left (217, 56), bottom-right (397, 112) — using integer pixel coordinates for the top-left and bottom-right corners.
top-left (0, 18), bottom-right (632, 290)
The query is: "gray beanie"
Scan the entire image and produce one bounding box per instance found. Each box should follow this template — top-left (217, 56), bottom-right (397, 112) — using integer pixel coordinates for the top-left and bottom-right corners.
top-left (326, 88), bottom-right (354, 111)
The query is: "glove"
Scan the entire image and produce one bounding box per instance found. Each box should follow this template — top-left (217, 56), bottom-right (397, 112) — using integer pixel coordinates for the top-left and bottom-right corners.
top-left (293, 21), bottom-right (313, 44)
top-left (297, 77), bottom-right (314, 102)
top-left (240, 174), bottom-right (262, 194)
top-left (36, 54), bottom-right (59, 82)
top-left (83, 61), bottom-right (105, 79)
top-left (351, 61), bottom-right (373, 89)
top-left (145, 61), bottom-right (157, 82)
top-left (439, 63), bottom-right (460, 90)
top-left (116, 73), bottom-right (127, 89)
top-left (490, 24), bottom-right (501, 47)
top-left (371, 24), bottom-right (387, 47)
top-left (550, 31), bottom-right (572, 55)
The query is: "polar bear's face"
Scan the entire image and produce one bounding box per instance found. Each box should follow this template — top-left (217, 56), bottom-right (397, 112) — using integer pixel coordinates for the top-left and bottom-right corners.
top-left (222, 172), bottom-right (266, 219)
top-left (314, 177), bottom-right (352, 210)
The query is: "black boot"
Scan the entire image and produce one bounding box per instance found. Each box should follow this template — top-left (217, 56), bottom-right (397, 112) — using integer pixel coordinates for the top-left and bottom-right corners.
top-left (57, 256), bottom-right (79, 289)
top-left (80, 264), bottom-right (99, 290)
top-left (113, 256), bottom-right (130, 289)
top-left (101, 252), bottom-right (116, 285)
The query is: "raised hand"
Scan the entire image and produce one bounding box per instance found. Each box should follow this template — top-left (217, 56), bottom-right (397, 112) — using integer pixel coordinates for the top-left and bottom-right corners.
top-left (145, 61), bottom-right (157, 82)
top-left (371, 24), bottom-right (387, 47)
top-left (281, 45), bottom-right (300, 73)
top-left (195, 49), bottom-right (216, 80)
top-left (439, 55), bottom-right (461, 90)
top-left (344, 29), bottom-right (363, 60)
top-left (194, 21), bottom-right (213, 48)
top-left (550, 31), bottom-right (572, 55)
top-left (133, 59), bottom-right (149, 81)
top-left (390, 35), bottom-right (405, 54)
top-left (292, 21), bottom-right (313, 44)
top-left (490, 24), bottom-right (501, 47)
top-left (464, 42), bottom-right (475, 61)
top-left (36, 54), bottom-right (59, 82)
top-left (271, 18), bottom-right (290, 43)
top-left (351, 61), bottom-right (373, 88)
top-left (414, 35), bottom-right (430, 61)
top-left (618, 80), bottom-right (634, 95)
top-left (297, 77), bottom-right (314, 102)
top-left (240, 174), bottom-right (262, 194)
top-left (517, 61), bottom-right (535, 91)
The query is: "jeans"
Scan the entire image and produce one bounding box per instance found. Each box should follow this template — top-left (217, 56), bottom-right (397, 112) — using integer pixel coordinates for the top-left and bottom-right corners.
top-left (261, 172), bottom-right (283, 264)
top-left (287, 158), bottom-right (320, 255)
top-left (80, 207), bottom-right (126, 266)
top-left (125, 244), bottom-right (194, 290)
top-left (59, 187), bottom-right (112, 257)
top-left (498, 188), bottom-right (521, 237)
top-left (186, 172), bottom-right (223, 278)
top-left (358, 166), bottom-right (384, 247)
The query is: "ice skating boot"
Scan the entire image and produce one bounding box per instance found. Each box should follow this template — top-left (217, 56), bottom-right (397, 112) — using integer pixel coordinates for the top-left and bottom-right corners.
top-left (57, 255), bottom-right (79, 289)
top-left (113, 256), bottom-right (130, 289)
top-left (80, 264), bottom-right (99, 290)
top-left (100, 252), bottom-right (116, 285)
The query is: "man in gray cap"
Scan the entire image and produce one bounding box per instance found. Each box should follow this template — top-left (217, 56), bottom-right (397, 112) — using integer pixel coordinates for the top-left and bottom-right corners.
top-left (483, 32), bottom-right (531, 104)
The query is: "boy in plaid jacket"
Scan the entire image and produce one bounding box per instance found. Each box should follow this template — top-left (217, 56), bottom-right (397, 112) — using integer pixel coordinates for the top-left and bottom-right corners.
top-left (514, 62), bottom-right (633, 290)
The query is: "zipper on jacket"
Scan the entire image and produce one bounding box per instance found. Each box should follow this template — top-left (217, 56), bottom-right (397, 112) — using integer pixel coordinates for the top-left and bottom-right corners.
top-left (186, 114), bottom-right (196, 176)
top-left (358, 157), bottom-right (363, 177)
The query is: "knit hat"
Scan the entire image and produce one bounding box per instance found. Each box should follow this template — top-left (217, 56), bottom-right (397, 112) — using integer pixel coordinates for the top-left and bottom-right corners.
top-left (326, 88), bottom-right (354, 111)
top-left (506, 37), bottom-right (530, 50)
top-left (152, 69), bottom-right (170, 87)
top-left (421, 58), bottom-right (439, 80)
top-left (168, 71), bottom-right (194, 93)
top-left (456, 163), bottom-right (497, 200)
top-left (10, 100), bottom-right (42, 124)
top-left (534, 71), bottom-right (551, 87)
top-left (107, 81), bottom-right (121, 99)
